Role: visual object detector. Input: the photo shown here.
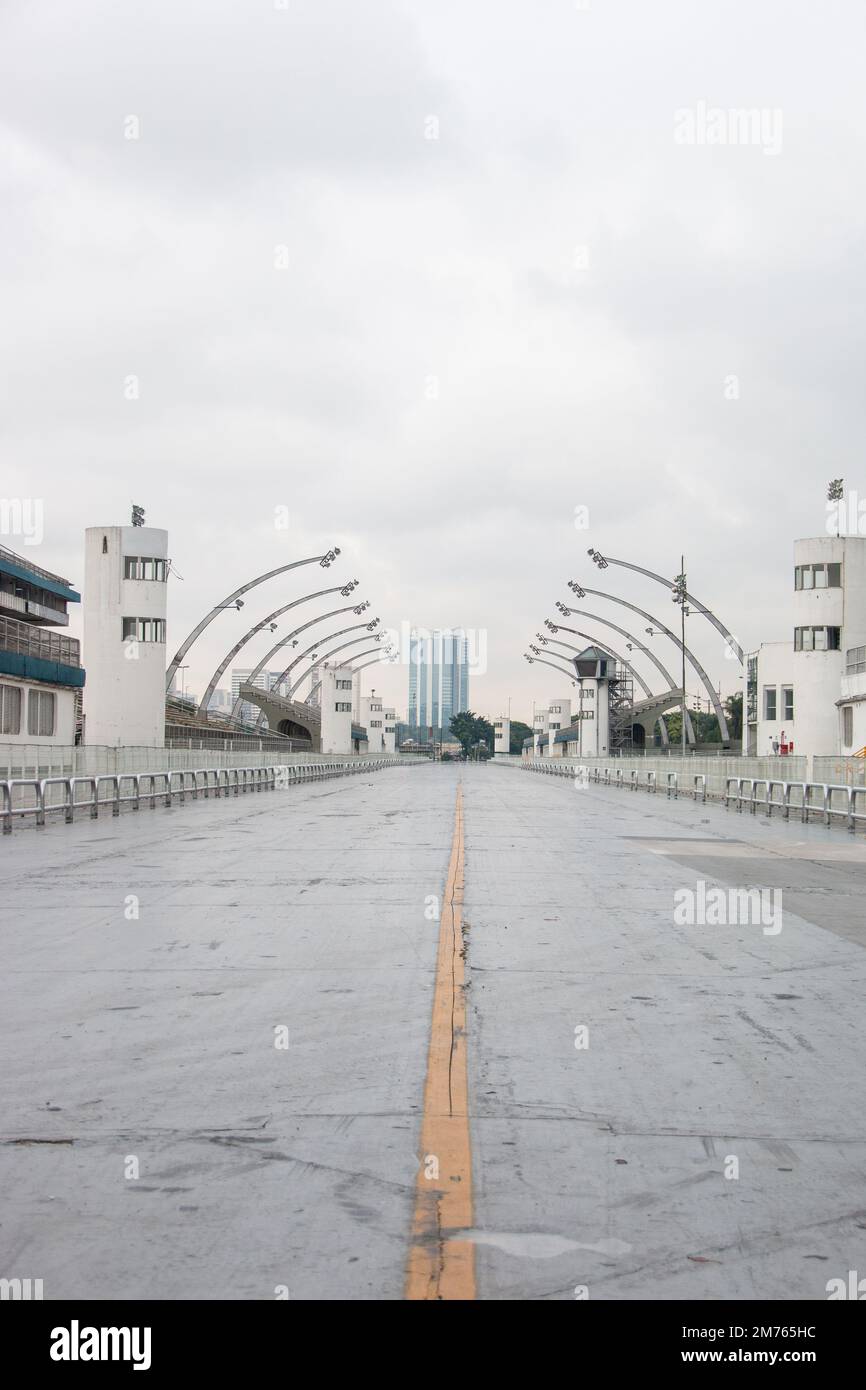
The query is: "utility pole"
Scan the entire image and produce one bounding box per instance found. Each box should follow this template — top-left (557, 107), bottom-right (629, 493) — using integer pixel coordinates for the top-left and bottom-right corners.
top-left (672, 557), bottom-right (689, 755)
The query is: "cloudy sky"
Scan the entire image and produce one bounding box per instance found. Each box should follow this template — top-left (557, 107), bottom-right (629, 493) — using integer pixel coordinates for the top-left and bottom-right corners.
top-left (3, 0), bottom-right (864, 722)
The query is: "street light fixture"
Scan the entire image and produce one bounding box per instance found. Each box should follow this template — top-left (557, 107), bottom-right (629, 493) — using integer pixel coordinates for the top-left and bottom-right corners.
top-left (557, 589), bottom-right (729, 742)
top-left (581, 548), bottom-right (742, 663)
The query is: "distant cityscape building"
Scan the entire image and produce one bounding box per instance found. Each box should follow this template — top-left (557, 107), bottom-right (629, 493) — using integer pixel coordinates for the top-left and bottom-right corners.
top-left (0, 543), bottom-right (84, 745)
top-left (407, 628), bottom-right (469, 735)
top-left (230, 668), bottom-right (285, 725)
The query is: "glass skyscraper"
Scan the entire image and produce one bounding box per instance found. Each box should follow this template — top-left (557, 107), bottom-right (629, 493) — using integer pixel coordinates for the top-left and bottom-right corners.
top-left (407, 628), bottom-right (470, 734)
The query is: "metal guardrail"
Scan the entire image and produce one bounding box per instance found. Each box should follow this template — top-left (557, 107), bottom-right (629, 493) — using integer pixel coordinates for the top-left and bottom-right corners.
top-left (722, 775), bottom-right (866, 832)
top-left (0, 757), bottom-right (404, 834)
top-left (502, 758), bottom-right (865, 835)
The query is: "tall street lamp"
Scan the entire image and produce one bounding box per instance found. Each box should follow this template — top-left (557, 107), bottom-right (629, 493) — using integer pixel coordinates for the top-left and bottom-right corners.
top-left (165, 547), bottom-right (342, 690)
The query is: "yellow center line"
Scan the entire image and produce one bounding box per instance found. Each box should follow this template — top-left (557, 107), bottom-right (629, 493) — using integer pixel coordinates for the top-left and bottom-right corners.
top-left (405, 780), bottom-right (475, 1300)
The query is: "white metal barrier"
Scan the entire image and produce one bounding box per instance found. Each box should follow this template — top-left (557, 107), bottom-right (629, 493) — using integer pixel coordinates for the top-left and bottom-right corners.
top-left (509, 758), bottom-right (865, 835)
top-left (1, 757), bottom-right (406, 834)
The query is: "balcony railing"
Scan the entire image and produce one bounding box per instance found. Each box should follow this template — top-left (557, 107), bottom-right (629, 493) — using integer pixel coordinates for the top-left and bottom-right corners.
top-left (0, 613), bottom-right (80, 667)
top-left (0, 591), bottom-right (69, 626)
top-left (0, 542), bottom-right (75, 591)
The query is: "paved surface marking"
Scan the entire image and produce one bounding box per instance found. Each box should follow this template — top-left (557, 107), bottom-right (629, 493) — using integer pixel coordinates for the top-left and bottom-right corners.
top-left (406, 781), bottom-right (475, 1300)
top-left (0, 768), bottom-right (452, 1300)
top-left (465, 768), bottom-right (866, 1300)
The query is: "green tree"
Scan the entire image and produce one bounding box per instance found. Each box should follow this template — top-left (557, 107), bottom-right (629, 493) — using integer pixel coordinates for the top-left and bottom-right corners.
top-left (509, 720), bottom-right (533, 754)
top-left (724, 691), bottom-right (743, 741)
top-left (449, 711), bottom-right (494, 760)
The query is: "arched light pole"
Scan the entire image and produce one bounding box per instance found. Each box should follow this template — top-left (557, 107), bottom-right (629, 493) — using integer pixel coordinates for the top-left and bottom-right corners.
top-left (585, 550), bottom-right (743, 664)
top-left (548, 609), bottom-right (696, 744)
top-left (537, 632), bottom-right (653, 697)
top-left (307, 647), bottom-right (395, 703)
top-left (197, 580), bottom-right (360, 716)
top-left (165, 546), bottom-right (342, 690)
top-left (289, 637), bottom-right (390, 701)
top-left (228, 601), bottom-right (369, 725)
top-left (563, 582), bottom-right (731, 744)
top-left (524, 651), bottom-right (578, 683)
top-left (254, 618), bottom-right (380, 727)
top-left (539, 630), bottom-right (675, 750)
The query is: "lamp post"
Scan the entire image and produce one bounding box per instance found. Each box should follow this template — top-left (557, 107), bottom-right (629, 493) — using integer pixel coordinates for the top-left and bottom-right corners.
top-left (672, 559), bottom-right (688, 755)
top-left (561, 582), bottom-right (730, 744)
top-left (306, 645), bottom-right (395, 703)
top-left (550, 606), bottom-right (695, 746)
top-left (289, 635), bottom-right (389, 700)
top-left (165, 547), bottom-right (342, 690)
top-left (586, 548), bottom-right (742, 664)
top-left (250, 618), bottom-right (381, 726)
top-left (228, 601), bottom-right (370, 725)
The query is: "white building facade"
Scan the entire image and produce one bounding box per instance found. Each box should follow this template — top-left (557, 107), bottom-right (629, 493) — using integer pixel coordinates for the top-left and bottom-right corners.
top-left (744, 641), bottom-right (796, 757)
top-left (319, 663), bottom-right (355, 754)
top-left (383, 707), bottom-right (397, 754)
top-left (83, 525), bottom-right (168, 747)
top-left (359, 692), bottom-right (385, 752)
top-left (494, 715), bottom-right (511, 755)
top-left (0, 544), bottom-right (83, 746)
top-left (742, 536), bottom-right (866, 761)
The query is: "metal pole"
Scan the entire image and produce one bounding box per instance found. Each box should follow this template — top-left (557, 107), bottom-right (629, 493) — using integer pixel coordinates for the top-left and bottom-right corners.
top-left (681, 555), bottom-right (687, 755)
top-left (562, 587), bottom-right (730, 744)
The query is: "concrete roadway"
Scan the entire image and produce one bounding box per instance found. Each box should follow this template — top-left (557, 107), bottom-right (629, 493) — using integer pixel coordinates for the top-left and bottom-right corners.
top-left (1, 763), bottom-right (865, 1300)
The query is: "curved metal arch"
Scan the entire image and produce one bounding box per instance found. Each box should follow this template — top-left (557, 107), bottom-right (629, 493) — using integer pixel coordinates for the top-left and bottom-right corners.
top-left (276, 620), bottom-right (377, 698)
top-left (524, 653), bottom-right (579, 684)
top-left (288, 636), bottom-right (383, 700)
top-left (198, 584), bottom-right (353, 716)
top-left (166, 549), bottom-right (338, 690)
top-left (228, 603), bottom-right (362, 724)
top-left (541, 634), bottom-right (672, 748)
top-left (555, 610), bottom-right (677, 688)
top-left (548, 615), bottom-right (695, 745)
top-left (252, 622), bottom-right (372, 728)
top-left (584, 553), bottom-right (743, 664)
top-left (562, 588), bottom-right (730, 743)
top-left (307, 649), bottom-right (387, 703)
top-left (543, 636), bottom-right (652, 698)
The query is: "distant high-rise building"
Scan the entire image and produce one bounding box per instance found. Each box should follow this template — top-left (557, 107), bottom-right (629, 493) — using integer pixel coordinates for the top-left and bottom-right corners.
top-left (230, 668), bottom-right (285, 725)
top-left (407, 629), bottom-right (469, 734)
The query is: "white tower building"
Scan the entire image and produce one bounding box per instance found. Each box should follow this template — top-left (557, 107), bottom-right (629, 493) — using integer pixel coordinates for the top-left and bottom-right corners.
top-left (319, 663), bottom-right (355, 754)
top-left (792, 536), bottom-right (866, 759)
top-left (83, 525), bottom-right (169, 747)
top-left (494, 716), bottom-right (511, 754)
top-left (383, 707), bottom-right (397, 754)
top-left (573, 647), bottom-right (612, 757)
top-left (360, 691), bottom-right (385, 752)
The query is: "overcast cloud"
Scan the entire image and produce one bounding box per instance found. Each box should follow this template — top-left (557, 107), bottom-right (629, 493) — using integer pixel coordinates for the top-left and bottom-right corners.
top-left (3, 0), bottom-right (865, 719)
